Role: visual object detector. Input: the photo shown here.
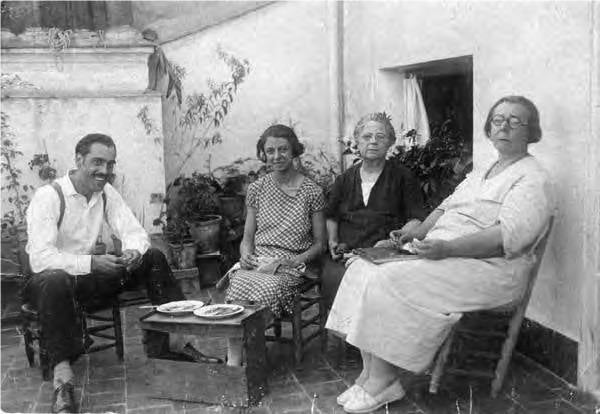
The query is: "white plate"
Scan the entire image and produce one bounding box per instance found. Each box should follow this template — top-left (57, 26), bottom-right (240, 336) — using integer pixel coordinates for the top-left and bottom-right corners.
top-left (193, 304), bottom-right (245, 319)
top-left (156, 300), bottom-right (205, 316)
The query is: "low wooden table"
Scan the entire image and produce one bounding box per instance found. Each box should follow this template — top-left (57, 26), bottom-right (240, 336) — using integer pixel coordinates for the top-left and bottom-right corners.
top-left (140, 304), bottom-right (269, 407)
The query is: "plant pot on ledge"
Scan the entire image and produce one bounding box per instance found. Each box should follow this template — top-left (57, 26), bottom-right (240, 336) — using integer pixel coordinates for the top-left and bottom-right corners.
top-left (188, 215), bottom-right (222, 254)
top-left (168, 240), bottom-right (197, 270)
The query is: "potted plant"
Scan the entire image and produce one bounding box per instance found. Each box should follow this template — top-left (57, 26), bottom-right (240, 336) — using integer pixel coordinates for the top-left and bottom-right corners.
top-left (180, 173), bottom-right (223, 254)
top-left (389, 118), bottom-right (472, 210)
top-left (158, 172), bottom-right (223, 259)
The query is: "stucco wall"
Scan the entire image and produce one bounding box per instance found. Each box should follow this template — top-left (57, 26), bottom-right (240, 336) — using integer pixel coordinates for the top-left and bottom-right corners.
top-left (161, 2), bottom-right (335, 183)
top-left (1, 95), bottom-right (166, 233)
top-left (343, 1), bottom-right (594, 340)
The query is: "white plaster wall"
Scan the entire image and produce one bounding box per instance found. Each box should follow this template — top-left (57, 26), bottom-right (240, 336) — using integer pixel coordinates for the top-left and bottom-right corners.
top-left (161, 2), bottom-right (333, 183)
top-left (1, 95), bottom-right (166, 233)
top-left (343, 1), bottom-right (594, 340)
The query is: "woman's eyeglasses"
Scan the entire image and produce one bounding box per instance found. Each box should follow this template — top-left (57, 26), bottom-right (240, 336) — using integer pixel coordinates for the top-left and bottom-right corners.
top-left (491, 115), bottom-right (528, 129)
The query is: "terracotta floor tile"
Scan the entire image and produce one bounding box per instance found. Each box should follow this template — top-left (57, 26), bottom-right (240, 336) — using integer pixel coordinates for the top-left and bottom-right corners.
top-left (88, 363), bottom-right (125, 380)
top-left (127, 404), bottom-right (175, 414)
top-left (265, 391), bottom-right (311, 413)
top-left (518, 398), bottom-right (587, 414)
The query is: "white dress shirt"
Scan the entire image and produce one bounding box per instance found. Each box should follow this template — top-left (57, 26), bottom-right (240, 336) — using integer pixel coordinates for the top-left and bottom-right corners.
top-left (26, 174), bottom-right (150, 275)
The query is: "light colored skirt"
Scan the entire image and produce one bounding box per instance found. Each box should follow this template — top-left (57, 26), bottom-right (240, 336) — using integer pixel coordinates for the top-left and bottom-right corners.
top-left (325, 257), bottom-right (529, 373)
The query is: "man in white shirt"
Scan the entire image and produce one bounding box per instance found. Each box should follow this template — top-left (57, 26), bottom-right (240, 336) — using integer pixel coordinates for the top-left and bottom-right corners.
top-left (24, 133), bottom-right (185, 413)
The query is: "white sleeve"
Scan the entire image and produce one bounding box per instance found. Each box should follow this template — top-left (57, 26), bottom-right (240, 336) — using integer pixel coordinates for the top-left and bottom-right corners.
top-left (25, 186), bottom-right (92, 275)
top-left (103, 185), bottom-right (150, 255)
top-left (498, 174), bottom-right (553, 258)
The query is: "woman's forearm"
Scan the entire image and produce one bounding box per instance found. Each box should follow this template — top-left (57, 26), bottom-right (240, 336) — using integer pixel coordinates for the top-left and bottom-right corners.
top-left (446, 225), bottom-right (504, 258)
top-left (293, 241), bottom-right (325, 265)
top-left (326, 219), bottom-right (339, 244)
top-left (416, 209), bottom-right (444, 239)
top-left (239, 238), bottom-right (254, 257)
top-left (294, 210), bottom-right (327, 264)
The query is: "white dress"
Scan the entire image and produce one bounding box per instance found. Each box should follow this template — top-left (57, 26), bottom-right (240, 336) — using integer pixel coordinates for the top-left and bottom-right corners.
top-left (325, 155), bottom-right (554, 373)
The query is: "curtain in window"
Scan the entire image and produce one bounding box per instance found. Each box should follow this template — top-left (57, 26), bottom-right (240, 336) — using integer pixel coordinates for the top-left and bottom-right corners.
top-left (402, 73), bottom-right (430, 146)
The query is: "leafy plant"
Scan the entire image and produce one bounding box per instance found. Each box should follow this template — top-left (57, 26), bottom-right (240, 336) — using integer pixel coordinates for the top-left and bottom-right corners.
top-left (47, 27), bottom-right (72, 50)
top-left (28, 152), bottom-right (57, 181)
top-left (389, 118), bottom-right (472, 210)
top-left (173, 46), bottom-right (250, 176)
top-left (1, 112), bottom-right (30, 228)
top-left (137, 105), bottom-right (163, 147)
top-left (298, 148), bottom-right (341, 194)
top-left (154, 172), bottom-right (223, 243)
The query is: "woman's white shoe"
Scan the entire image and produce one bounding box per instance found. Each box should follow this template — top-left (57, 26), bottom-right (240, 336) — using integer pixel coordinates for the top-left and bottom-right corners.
top-left (336, 384), bottom-right (362, 406)
top-left (343, 380), bottom-right (405, 413)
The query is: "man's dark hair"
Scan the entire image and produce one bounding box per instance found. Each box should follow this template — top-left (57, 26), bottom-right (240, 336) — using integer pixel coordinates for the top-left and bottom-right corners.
top-left (75, 133), bottom-right (116, 156)
top-left (256, 124), bottom-right (304, 163)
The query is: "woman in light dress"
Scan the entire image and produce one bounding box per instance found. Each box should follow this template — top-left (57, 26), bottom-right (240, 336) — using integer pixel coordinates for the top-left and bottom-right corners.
top-left (224, 124), bottom-right (326, 365)
top-left (327, 96), bottom-right (554, 413)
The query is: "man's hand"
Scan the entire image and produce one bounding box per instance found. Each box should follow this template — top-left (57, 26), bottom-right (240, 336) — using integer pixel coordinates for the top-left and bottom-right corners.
top-left (91, 254), bottom-right (125, 276)
top-left (120, 249), bottom-right (142, 270)
top-left (412, 239), bottom-right (451, 260)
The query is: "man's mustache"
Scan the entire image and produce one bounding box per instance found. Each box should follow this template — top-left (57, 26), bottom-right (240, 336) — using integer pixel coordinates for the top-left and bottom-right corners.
top-left (92, 173), bottom-right (115, 182)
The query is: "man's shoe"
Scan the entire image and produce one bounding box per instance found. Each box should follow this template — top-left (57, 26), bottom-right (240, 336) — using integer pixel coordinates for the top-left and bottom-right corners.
top-left (52, 382), bottom-right (76, 413)
top-left (182, 342), bottom-right (224, 364)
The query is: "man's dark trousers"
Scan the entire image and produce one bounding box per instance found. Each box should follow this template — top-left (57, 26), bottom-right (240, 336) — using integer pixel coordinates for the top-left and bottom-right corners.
top-left (23, 248), bottom-right (184, 368)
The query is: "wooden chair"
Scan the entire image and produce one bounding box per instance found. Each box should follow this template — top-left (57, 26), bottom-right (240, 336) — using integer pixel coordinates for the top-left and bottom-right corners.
top-left (429, 217), bottom-right (554, 398)
top-left (264, 269), bottom-right (328, 366)
top-left (17, 244), bottom-right (132, 380)
top-left (21, 298), bottom-right (124, 381)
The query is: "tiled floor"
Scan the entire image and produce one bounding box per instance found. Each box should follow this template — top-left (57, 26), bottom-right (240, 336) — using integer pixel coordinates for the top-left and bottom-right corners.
top-left (1, 288), bottom-right (598, 414)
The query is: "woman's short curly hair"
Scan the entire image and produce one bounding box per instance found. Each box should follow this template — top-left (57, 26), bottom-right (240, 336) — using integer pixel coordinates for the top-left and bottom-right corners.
top-left (484, 95), bottom-right (542, 143)
top-left (256, 124), bottom-right (305, 163)
top-left (352, 112), bottom-right (396, 143)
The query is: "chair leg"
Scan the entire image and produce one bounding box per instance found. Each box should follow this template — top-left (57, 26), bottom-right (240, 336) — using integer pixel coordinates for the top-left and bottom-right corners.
top-left (39, 332), bottom-right (51, 382)
top-left (318, 295), bottom-right (328, 353)
top-left (22, 320), bottom-right (35, 367)
top-left (429, 328), bottom-right (455, 394)
top-left (112, 301), bottom-right (124, 362)
top-left (491, 313), bottom-right (524, 398)
top-left (273, 320), bottom-right (282, 338)
top-left (336, 335), bottom-right (346, 368)
top-left (292, 294), bottom-right (303, 366)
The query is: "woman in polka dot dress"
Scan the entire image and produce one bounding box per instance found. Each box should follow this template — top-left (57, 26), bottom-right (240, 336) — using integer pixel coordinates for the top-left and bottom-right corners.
top-left (225, 124), bottom-right (326, 320)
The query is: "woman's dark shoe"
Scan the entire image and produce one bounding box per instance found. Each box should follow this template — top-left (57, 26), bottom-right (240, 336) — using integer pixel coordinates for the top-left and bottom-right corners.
top-left (182, 342), bottom-right (224, 364)
top-left (52, 382), bottom-right (76, 413)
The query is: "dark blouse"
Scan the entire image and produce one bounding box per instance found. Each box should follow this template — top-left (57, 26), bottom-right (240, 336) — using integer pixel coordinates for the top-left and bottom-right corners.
top-left (325, 161), bottom-right (427, 249)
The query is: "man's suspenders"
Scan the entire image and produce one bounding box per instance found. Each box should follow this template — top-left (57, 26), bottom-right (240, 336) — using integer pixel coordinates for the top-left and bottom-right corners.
top-left (49, 182), bottom-right (107, 229)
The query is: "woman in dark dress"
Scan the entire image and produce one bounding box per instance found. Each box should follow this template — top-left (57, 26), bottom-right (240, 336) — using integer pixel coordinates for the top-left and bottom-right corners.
top-left (323, 112), bottom-right (427, 307)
